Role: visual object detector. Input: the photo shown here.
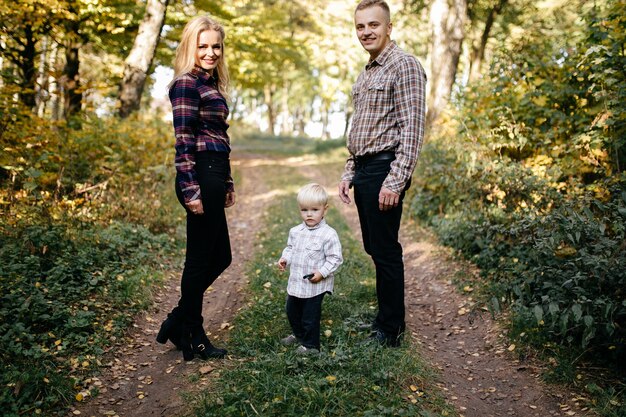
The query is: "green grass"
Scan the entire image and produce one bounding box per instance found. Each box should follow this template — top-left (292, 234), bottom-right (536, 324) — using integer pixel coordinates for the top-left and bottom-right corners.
top-left (190, 162), bottom-right (454, 417)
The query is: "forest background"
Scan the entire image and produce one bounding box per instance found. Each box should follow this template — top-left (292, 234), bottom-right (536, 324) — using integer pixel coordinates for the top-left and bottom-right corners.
top-left (0, 0), bottom-right (624, 416)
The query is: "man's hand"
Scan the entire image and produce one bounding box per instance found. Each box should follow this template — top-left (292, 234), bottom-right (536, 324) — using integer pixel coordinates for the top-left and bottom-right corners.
top-left (277, 258), bottom-right (287, 272)
top-left (186, 199), bottom-right (204, 215)
top-left (339, 180), bottom-right (352, 204)
top-left (225, 191), bottom-right (236, 208)
top-left (379, 186), bottom-right (399, 211)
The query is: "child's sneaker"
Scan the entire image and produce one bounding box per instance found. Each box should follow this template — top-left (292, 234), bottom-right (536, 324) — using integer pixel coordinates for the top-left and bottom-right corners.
top-left (295, 345), bottom-right (319, 355)
top-left (280, 334), bottom-right (299, 346)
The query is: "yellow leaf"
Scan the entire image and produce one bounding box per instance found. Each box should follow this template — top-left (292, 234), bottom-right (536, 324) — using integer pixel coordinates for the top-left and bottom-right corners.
top-left (75, 393), bottom-right (83, 402)
top-left (325, 375), bottom-right (337, 383)
top-left (507, 344), bottom-right (516, 351)
top-left (324, 330), bottom-right (332, 337)
top-left (410, 384), bottom-right (418, 392)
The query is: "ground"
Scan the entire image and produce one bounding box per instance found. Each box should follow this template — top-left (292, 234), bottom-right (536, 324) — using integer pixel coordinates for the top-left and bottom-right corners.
top-left (71, 152), bottom-right (592, 417)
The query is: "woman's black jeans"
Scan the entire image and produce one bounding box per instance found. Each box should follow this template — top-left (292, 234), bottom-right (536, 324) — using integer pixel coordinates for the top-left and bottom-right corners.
top-left (352, 157), bottom-right (408, 339)
top-left (170, 151), bottom-right (232, 330)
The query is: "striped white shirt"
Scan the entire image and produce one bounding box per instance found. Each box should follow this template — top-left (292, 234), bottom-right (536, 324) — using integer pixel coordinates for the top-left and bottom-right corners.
top-left (281, 219), bottom-right (343, 299)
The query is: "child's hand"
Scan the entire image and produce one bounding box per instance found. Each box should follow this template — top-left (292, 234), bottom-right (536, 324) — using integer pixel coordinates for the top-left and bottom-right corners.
top-left (309, 271), bottom-right (324, 283)
top-left (277, 258), bottom-right (287, 271)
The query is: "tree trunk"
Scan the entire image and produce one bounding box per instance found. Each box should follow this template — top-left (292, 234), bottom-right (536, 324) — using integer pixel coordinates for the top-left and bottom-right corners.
top-left (469, 0), bottom-right (507, 82)
top-left (280, 83), bottom-right (291, 135)
top-left (18, 25), bottom-right (37, 110)
top-left (118, 0), bottom-right (169, 118)
top-left (342, 107), bottom-right (353, 139)
top-left (426, 0), bottom-right (468, 128)
top-left (264, 84), bottom-right (276, 135)
top-left (62, 38), bottom-right (81, 118)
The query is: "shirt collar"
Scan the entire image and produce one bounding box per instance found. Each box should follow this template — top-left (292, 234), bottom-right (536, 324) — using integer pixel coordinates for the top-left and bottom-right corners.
top-left (302, 218), bottom-right (327, 231)
top-left (190, 66), bottom-right (215, 84)
top-left (366, 40), bottom-right (397, 69)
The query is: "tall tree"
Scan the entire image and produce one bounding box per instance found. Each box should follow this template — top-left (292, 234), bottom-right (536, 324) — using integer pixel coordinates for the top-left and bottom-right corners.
top-left (426, 0), bottom-right (468, 127)
top-left (468, 0), bottom-right (507, 81)
top-left (118, 0), bottom-right (169, 118)
top-left (0, 0), bottom-right (54, 110)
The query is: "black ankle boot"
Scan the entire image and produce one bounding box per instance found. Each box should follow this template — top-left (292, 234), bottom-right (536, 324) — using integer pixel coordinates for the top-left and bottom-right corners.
top-left (156, 314), bottom-right (183, 350)
top-left (181, 327), bottom-right (227, 361)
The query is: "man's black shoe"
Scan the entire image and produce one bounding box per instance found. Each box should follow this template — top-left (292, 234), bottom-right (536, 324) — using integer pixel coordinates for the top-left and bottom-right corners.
top-left (368, 330), bottom-right (401, 347)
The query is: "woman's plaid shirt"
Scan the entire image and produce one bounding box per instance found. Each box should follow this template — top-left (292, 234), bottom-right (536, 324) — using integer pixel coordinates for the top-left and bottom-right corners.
top-left (342, 42), bottom-right (427, 194)
top-left (169, 67), bottom-right (233, 204)
top-left (281, 219), bottom-right (343, 299)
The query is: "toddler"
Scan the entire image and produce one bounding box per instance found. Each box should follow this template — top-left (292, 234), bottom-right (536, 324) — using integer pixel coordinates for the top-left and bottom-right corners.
top-left (277, 183), bottom-right (343, 354)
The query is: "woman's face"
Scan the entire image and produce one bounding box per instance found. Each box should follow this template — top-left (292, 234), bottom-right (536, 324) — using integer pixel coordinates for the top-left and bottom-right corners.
top-left (195, 29), bottom-right (222, 73)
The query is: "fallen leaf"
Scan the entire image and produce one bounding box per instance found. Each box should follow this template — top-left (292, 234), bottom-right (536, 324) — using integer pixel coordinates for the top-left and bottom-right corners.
top-left (507, 344), bottom-right (516, 351)
top-left (199, 366), bottom-right (213, 374)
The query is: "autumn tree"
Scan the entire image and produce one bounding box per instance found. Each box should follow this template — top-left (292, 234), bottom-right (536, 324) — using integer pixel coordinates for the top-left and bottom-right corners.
top-left (118, 0), bottom-right (169, 118)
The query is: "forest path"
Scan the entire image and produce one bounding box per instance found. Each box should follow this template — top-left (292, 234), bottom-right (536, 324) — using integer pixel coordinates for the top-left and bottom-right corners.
top-left (72, 151), bottom-right (589, 417)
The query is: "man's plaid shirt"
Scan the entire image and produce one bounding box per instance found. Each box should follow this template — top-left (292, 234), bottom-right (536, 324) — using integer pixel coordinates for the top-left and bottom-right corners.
top-left (342, 41), bottom-right (427, 194)
top-left (169, 66), bottom-right (233, 204)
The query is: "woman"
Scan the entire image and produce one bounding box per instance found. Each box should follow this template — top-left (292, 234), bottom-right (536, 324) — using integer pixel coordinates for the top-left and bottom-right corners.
top-left (156, 16), bottom-right (234, 361)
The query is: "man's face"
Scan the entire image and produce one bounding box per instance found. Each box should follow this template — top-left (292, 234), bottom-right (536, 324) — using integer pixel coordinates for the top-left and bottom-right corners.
top-left (354, 6), bottom-right (392, 59)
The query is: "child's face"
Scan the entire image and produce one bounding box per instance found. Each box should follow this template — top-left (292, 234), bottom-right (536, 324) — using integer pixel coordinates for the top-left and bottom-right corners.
top-left (299, 203), bottom-right (327, 228)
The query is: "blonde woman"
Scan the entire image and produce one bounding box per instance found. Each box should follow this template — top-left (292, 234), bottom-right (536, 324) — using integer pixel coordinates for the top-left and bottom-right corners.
top-left (156, 16), bottom-right (234, 361)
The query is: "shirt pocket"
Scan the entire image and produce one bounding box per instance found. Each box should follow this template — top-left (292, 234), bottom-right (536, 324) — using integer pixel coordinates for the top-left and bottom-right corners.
top-left (367, 82), bottom-right (386, 108)
top-left (306, 241), bottom-right (324, 262)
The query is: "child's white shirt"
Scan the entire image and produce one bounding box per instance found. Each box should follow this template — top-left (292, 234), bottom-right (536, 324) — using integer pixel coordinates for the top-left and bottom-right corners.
top-left (281, 219), bottom-right (343, 298)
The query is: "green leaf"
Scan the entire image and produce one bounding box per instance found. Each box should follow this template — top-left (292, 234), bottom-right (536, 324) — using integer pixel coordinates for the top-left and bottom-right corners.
top-left (534, 305), bottom-right (544, 323)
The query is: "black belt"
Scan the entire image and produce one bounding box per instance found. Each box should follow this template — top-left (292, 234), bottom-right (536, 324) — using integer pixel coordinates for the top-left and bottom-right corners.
top-left (354, 151), bottom-right (396, 166)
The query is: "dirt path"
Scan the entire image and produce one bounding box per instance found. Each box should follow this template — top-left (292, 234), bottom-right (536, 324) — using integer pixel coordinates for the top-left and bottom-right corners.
top-left (71, 153), bottom-right (270, 417)
top-left (73, 152), bottom-right (591, 417)
top-left (297, 157), bottom-right (592, 417)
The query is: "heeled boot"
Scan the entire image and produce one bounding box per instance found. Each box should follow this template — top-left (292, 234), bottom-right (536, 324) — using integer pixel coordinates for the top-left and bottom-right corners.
top-left (156, 313), bottom-right (183, 350)
top-left (180, 326), bottom-right (227, 361)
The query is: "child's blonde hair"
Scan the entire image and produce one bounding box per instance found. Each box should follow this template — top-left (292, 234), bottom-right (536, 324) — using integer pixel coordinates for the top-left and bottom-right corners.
top-left (297, 183), bottom-right (328, 207)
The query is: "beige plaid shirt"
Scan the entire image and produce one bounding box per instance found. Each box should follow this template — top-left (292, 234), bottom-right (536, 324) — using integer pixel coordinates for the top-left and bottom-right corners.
top-left (342, 41), bottom-right (427, 194)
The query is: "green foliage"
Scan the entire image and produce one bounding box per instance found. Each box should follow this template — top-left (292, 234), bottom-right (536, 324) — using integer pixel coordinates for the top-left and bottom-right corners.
top-left (0, 108), bottom-right (181, 415)
top-left (0, 219), bottom-right (175, 416)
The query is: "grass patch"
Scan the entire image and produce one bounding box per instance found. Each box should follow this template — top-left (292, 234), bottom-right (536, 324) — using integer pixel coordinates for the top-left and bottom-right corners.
top-left (191, 163), bottom-right (454, 416)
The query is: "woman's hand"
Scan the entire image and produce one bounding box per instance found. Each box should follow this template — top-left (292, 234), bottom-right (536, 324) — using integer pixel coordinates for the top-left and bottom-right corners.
top-left (186, 199), bottom-right (204, 215)
top-left (225, 191), bottom-right (236, 208)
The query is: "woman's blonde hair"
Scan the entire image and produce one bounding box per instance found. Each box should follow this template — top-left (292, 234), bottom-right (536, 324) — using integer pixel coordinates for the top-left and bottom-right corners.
top-left (169, 16), bottom-right (230, 99)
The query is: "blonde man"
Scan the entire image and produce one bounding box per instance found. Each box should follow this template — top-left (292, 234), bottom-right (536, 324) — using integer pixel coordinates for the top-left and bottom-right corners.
top-left (339, 0), bottom-right (427, 347)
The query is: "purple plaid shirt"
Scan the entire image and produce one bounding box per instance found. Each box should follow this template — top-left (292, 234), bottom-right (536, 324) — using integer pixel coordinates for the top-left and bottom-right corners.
top-left (169, 66), bottom-right (233, 203)
top-left (342, 42), bottom-right (427, 194)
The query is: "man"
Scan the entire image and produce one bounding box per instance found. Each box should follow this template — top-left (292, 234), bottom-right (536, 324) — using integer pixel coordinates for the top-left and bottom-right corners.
top-left (338, 0), bottom-right (426, 347)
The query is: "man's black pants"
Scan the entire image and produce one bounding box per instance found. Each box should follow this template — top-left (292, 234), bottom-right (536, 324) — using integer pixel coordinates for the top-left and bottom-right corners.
top-left (353, 157), bottom-right (407, 338)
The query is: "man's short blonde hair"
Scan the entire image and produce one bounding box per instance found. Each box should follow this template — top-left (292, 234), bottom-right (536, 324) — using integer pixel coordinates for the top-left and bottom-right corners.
top-left (355, 0), bottom-right (391, 23)
top-left (297, 183), bottom-right (328, 207)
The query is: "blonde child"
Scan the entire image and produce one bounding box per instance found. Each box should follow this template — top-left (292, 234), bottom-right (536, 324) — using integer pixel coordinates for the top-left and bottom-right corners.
top-left (277, 183), bottom-right (343, 354)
